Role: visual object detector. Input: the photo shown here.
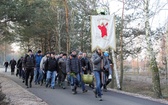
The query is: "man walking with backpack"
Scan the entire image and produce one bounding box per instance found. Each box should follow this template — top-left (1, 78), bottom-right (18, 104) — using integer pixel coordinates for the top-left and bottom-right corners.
top-left (23, 49), bottom-right (36, 88)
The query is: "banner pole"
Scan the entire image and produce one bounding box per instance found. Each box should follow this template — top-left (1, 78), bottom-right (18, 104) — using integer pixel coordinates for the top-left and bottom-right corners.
top-left (112, 50), bottom-right (121, 89)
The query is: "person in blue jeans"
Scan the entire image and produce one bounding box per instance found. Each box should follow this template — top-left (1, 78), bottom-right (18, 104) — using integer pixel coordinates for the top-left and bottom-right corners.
top-left (45, 52), bottom-right (57, 89)
top-left (34, 50), bottom-right (43, 85)
top-left (91, 48), bottom-right (104, 101)
top-left (66, 49), bottom-right (82, 94)
top-left (78, 52), bottom-right (88, 93)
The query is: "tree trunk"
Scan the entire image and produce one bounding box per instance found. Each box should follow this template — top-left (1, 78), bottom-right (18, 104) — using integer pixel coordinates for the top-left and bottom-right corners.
top-left (63, 0), bottom-right (70, 54)
top-left (145, 0), bottom-right (162, 98)
top-left (119, 0), bottom-right (125, 90)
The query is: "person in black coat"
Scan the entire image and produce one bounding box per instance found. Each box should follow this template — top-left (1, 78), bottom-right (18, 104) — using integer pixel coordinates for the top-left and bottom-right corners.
top-left (23, 49), bottom-right (36, 88)
top-left (4, 61), bottom-right (9, 72)
top-left (16, 57), bottom-right (23, 78)
top-left (10, 59), bottom-right (16, 75)
top-left (45, 52), bottom-right (58, 89)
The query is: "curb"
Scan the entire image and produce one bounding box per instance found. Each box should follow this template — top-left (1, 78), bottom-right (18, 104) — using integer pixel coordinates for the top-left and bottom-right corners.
top-left (108, 88), bottom-right (168, 105)
top-left (0, 73), bottom-right (48, 105)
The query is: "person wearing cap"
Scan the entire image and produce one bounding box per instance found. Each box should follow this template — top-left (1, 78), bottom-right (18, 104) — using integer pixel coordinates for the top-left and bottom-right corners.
top-left (23, 49), bottom-right (36, 88)
top-left (66, 49), bottom-right (82, 94)
top-left (58, 53), bottom-right (67, 89)
top-left (45, 52), bottom-right (58, 89)
top-left (91, 48), bottom-right (104, 101)
top-left (103, 51), bottom-right (113, 92)
top-left (34, 50), bottom-right (43, 85)
top-left (40, 52), bottom-right (50, 85)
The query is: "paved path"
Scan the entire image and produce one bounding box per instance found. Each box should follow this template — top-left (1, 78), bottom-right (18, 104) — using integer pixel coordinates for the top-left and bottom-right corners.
top-left (0, 68), bottom-right (168, 105)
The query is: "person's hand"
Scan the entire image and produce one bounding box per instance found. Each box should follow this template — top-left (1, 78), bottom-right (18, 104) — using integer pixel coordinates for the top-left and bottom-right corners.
top-left (82, 67), bottom-right (86, 70)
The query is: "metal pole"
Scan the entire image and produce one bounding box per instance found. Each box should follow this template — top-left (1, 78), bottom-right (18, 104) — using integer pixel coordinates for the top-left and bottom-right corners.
top-left (112, 50), bottom-right (121, 89)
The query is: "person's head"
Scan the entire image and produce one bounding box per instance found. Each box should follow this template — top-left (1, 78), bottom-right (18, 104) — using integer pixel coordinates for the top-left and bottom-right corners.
top-left (28, 49), bottom-right (32, 55)
top-left (83, 53), bottom-right (87, 58)
top-left (46, 52), bottom-right (50, 57)
top-left (78, 52), bottom-right (83, 59)
top-left (37, 50), bottom-right (42, 55)
top-left (104, 51), bottom-right (109, 57)
top-left (59, 52), bottom-right (63, 57)
top-left (62, 53), bottom-right (67, 59)
top-left (71, 49), bottom-right (77, 56)
top-left (50, 52), bottom-right (55, 58)
top-left (96, 48), bottom-right (102, 55)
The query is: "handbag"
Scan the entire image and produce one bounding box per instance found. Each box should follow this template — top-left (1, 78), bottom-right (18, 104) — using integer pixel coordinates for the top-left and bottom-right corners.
top-left (82, 74), bottom-right (94, 84)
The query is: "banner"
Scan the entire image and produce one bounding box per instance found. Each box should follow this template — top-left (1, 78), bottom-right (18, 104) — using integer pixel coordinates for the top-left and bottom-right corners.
top-left (91, 15), bottom-right (116, 51)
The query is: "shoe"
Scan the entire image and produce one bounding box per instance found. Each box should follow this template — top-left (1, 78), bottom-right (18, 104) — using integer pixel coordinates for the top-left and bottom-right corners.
top-left (40, 82), bottom-right (43, 86)
top-left (51, 87), bottom-right (55, 89)
top-left (46, 84), bottom-right (48, 88)
top-left (83, 89), bottom-right (88, 93)
top-left (93, 89), bottom-right (97, 98)
top-left (26, 84), bottom-right (29, 88)
top-left (72, 89), bottom-right (77, 94)
top-left (22, 80), bottom-right (25, 83)
top-left (62, 86), bottom-right (66, 89)
top-left (29, 83), bottom-right (32, 88)
top-left (103, 88), bottom-right (107, 92)
top-left (98, 96), bottom-right (102, 101)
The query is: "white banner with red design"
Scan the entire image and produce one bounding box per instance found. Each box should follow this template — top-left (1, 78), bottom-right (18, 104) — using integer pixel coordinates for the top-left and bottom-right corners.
top-left (91, 15), bottom-right (116, 51)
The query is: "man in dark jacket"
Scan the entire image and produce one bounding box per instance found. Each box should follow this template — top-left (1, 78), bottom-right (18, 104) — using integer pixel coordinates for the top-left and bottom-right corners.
top-left (91, 48), bottom-right (104, 101)
top-left (10, 58), bottom-right (16, 75)
top-left (23, 49), bottom-right (36, 88)
top-left (58, 53), bottom-right (67, 89)
top-left (45, 52), bottom-right (57, 89)
top-left (66, 49), bottom-right (82, 94)
top-left (16, 57), bottom-right (23, 78)
top-left (34, 50), bottom-right (43, 85)
top-left (78, 52), bottom-right (88, 93)
top-left (4, 61), bottom-right (9, 72)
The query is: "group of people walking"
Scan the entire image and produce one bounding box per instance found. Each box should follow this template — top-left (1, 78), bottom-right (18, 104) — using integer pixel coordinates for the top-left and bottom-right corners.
top-left (4, 48), bottom-right (113, 101)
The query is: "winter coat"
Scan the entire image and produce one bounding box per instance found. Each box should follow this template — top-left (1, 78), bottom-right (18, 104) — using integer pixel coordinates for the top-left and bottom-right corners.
top-left (10, 60), bottom-right (16, 69)
top-left (58, 58), bottom-right (67, 74)
top-left (35, 54), bottom-right (43, 67)
top-left (103, 57), bottom-right (112, 72)
top-left (40, 56), bottom-right (48, 71)
top-left (80, 57), bottom-right (91, 74)
top-left (17, 58), bottom-right (23, 68)
top-left (4, 62), bottom-right (9, 67)
top-left (66, 55), bottom-right (81, 74)
top-left (45, 57), bottom-right (57, 72)
top-left (23, 54), bottom-right (36, 69)
top-left (91, 51), bottom-right (103, 71)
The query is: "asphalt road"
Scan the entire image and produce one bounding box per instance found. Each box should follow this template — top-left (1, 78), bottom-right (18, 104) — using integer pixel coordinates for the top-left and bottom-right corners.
top-left (0, 68), bottom-right (167, 105)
